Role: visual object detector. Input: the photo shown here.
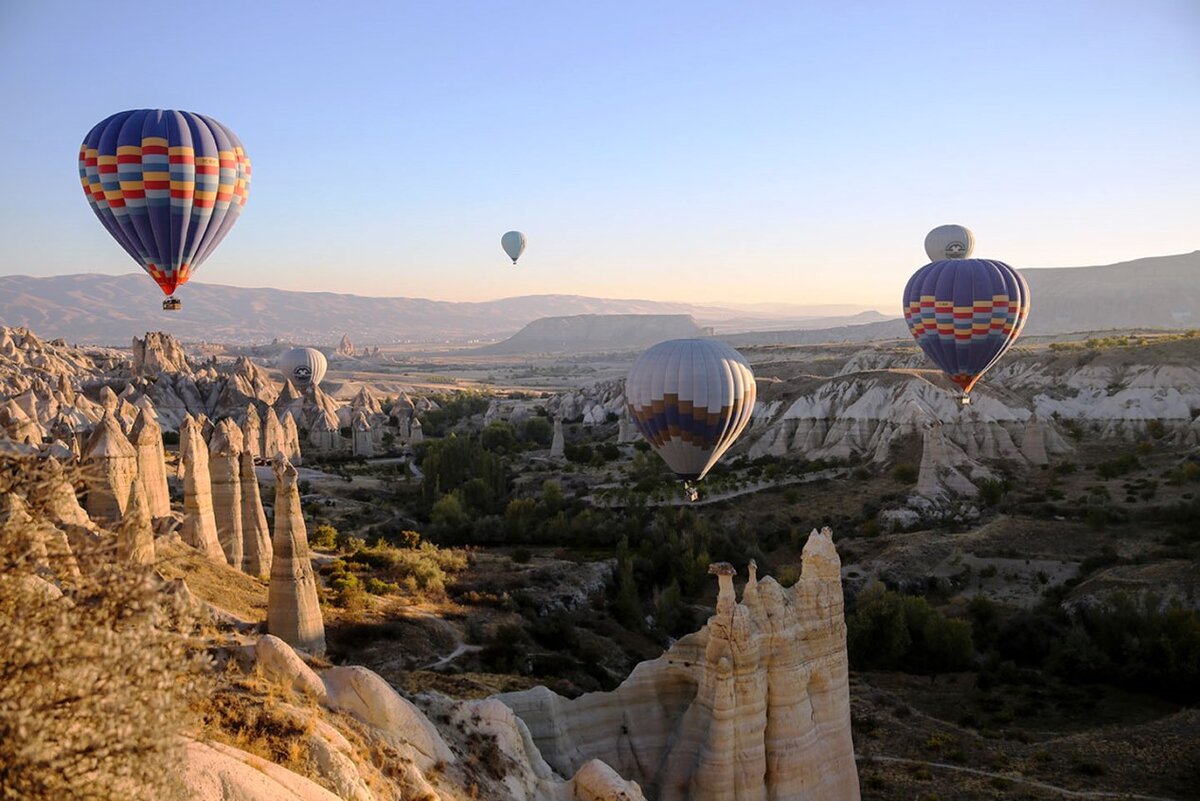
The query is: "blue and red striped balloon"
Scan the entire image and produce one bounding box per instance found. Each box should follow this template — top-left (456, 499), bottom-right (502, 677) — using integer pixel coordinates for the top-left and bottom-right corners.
top-left (902, 252), bottom-right (1030, 399)
top-left (79, 109), bottom-right (250, 297)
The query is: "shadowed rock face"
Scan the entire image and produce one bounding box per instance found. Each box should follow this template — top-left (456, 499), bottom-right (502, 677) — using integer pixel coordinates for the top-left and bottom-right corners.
top-left (267, 458), bottom-right (325, 655)
top-left (117, 478), bottom-right (155, 565)
top-left (241, 405), bottom-right (263, 461)
top-left (179, 415), bottom-right (226, 564)
top-left (498, 528), bottom-right (860, 801)
top-left (209, 419), bottom-right (245, 571)
top-left (82, 411), bottom-right (138, 524)
top-left (129, 405), bottom-right (171, 518)
top-left (240, 451), bottom-right (272, 577)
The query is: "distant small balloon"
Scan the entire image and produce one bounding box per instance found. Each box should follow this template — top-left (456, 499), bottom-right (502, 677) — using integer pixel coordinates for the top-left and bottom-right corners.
top-left (924, 224), bottom-right (975, 262)
top-left (501, 231), bottom-right (527, 264)
top-left (278, 348), bottom-right (327, 388)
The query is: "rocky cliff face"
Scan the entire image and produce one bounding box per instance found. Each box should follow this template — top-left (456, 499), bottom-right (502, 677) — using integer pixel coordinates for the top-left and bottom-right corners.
top-left (498, 529), bottom-right (860, 801)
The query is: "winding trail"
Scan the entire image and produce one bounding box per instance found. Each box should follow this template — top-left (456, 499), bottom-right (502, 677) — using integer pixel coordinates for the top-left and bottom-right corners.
top-left (856, 754), bottom-right (1180, 801)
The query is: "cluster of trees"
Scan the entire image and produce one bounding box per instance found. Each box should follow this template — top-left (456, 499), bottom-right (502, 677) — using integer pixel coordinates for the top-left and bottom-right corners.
top-left (848, 584), bottom-right (1200, 704)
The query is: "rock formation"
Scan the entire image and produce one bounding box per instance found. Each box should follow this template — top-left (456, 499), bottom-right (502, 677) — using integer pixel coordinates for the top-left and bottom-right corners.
top-left (132, 331), bottom-right (190, 376)
top-left (336, 333), bottom-right (355, 357)
top-left (618, 409), bottom-right (637, 443)
top-left (129, 405), bottom-right (172, 517)
top-left (267, 458), bottom-right (325, 655)
top-left (499, 528), bottom-right (860, 801)
top-left (117, 478), bottom-right (155, 565)
top-left (281, 413), bottom-right (302, 465)
top-left (262, 408), bottom-right (287, 462)
top-left (81, 411), bottom-right (138, 524)
top-left (351, 411), bottom-right (374, 457)
top-left (179, 415), bottom-right (226, 563)
top-left (550, 417), bottom-right (565, 459)
top-left (242, 405), bottom-right (263, 461)
top-left (209, 419), bottom-right (245, 570)
top-left (239, 451), bottom-right (273, 577)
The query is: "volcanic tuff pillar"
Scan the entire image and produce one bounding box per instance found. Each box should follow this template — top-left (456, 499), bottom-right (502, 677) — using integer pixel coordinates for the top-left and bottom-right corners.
top-left (129, 405), bottom-right (171, 518)
top-left (82, 411), bottom-right (138, 524)
top-left (208, 419), bottom-right (244, 571)
top-left (242, 404), bottom-right (263, 461)
top-left (239, 451), bottom-right (273, 577)
top-left (267, 457), bottom-right (325, 655)
top-left (263, 408), bottom-right (286, 463)
top-left (179, 415), bottom-right (226, 563)
top-left (550, 418), bottom-right (565, 459)
top-left (117, 478), bottom-right (155, 565)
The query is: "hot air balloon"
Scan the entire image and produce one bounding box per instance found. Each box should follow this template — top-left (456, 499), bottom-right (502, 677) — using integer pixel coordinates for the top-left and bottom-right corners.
top-left (501, 231), bottom-right (527, 264)
top-left (924, 224), bottom-right (976, 262)
top-left (278, 348), bottom-right (327, 389)
top-left (626, 339), bottom-right (757, 500)
top-left (903, 229), bottom-right (1030, 403)
top-left (78, 109), bottom-right (251, 311)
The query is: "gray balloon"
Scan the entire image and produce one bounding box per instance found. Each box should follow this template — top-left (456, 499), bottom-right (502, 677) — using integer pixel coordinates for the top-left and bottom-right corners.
top-left (924, 224), bottom-right (976, 261)
top-left (278, 348), bottom-right (327, 388)
top-left (501, 230), bottom-right (527, 264)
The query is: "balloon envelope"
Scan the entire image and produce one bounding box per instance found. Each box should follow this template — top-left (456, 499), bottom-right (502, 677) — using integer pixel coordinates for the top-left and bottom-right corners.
top-left (278, 348), bottom-right (327, 388)
top-left (501, 231), bottom-right (527, 263)
top-left (924, 224), bottom-right (975, 262)
top-left (902, 258), bottom-right (1030, 396)
top-left (79, 109), bottom-right (251, 296)
top-left (625, 339), bottom-right (757, 481)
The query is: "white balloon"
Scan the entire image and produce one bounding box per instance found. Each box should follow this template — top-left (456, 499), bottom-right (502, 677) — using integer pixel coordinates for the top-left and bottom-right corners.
top-left (278, 348), bottom-right (327, 388)
top-left (625, 339), bottom-right (757, 481)
top-left (501, 230), bottom-right (527, 264)
top-left (924, 224), bottom-right (976, 261)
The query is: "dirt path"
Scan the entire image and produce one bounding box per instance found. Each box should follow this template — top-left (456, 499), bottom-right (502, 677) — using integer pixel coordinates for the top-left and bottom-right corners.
top-left (856, 754), bottom-right (1180, 801)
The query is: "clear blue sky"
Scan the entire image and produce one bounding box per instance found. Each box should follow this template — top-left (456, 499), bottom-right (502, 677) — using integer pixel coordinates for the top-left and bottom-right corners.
top-left (1, 0), bottom-right (1196, 308)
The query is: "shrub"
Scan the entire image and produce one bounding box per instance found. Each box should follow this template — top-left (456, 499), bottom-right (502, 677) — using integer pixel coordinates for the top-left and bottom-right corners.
top-left (310, 524), bottom-right (338, 549)
top-left (512, 547), bottom-right (532, 564)
top-left (0, 457), bottom-right (206, 800)
top-left (893, 463), bottom-right (918, 483)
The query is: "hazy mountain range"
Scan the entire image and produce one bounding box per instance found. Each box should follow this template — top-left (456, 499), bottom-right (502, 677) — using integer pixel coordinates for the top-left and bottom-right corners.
top-left (0, 272), bottom-right (882, 345)
top-left (0, 251), bottom-right (1194, 346)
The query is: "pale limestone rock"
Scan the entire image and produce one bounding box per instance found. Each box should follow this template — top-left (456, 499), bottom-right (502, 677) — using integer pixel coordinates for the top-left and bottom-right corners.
top-left (281, 413), bottom-right (302, 465)
top-left (82, 411), bottom-right (138, 524)
top-left (242, 405), bottom-right (263, 461)
top-left (322, 665), bottom-right (454, 769)
top-left (336, 333), bottom-right (355, 357)
top-left (117, 478), bottom-right (155, 565)
top-left (263, 408), bottom-right (286, 462)
top-left (209, 419), bottom-right (245, 570)
top-left (618, 410), bottom-right (637, 444)
top-left (254, 634), bottom-right (327, 702)
top-left (409, 415), bottom-right (423, 444)
top-left (180, 739), bottom-right (342, 801)
top-left (132, 331), bottom-right (190, 376)
top-left (180, 415), bottom-right (226, 563)
top-left (570, 759), bottom-right (648, 801)
top-left (499, 529), bottom-right (860, 801)
top-left (267, 458), bottom-right (325, 654)
top-left (308, 410), bottom-right (340, 452)
top-left (550, 418), bottom-right (565, 458)
top-left (351, 411), bottom-right (374, 457)
top-left (129, 406), bottom-right (171, 517)
top-left (240, 451), bottom-right (273, 576)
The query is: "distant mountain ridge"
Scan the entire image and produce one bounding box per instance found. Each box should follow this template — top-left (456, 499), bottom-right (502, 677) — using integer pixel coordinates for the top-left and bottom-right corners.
top-left (724, 251), bottom-right (1200, 347)
top-left (0, 251), bottom-right (1194, 345)
top-left (0, 273), bottom-right (876, 345)
top-left (476, 314), bottom-right (705, 355)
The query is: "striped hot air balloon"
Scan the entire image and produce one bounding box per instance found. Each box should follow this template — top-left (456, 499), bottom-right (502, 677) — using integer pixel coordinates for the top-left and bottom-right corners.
top-left (625, 339), bottom-right (757, 494)
top-left (902, 230), bottom-right (1030, 402)
top-left (78, 109), bottom-right (251, 310)
top-left (278, 348), bottom-right (327, 388)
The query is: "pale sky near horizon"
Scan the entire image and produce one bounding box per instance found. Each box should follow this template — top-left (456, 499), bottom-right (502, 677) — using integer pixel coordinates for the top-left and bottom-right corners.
top-left (0, 0), bottom-right (1196, 310)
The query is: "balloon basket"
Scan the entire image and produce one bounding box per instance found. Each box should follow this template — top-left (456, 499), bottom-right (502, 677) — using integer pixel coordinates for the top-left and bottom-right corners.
top-left (683, 481), bottom-right (699, 503)
top-left (960, 394), bottom-right (971, 406)
top-left (162, 296), bottom-right (182, 312)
